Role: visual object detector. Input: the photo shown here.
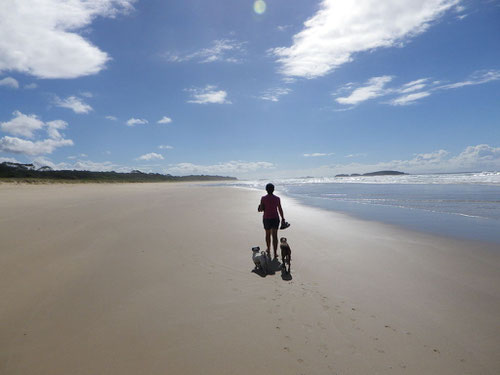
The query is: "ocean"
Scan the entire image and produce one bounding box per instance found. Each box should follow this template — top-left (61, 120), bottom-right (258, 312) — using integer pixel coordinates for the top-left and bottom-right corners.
top-left (228, 172), bottom-right (500, 245)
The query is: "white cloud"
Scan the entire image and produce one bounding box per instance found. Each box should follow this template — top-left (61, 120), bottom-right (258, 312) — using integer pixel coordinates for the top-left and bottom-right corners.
top-left (0, 111), bottom-right (45, 138)
top-left (277, 25), bottom-right (292, 32)
top-left (0, 136), bottom-right (73, 155)
top-left (54, 95), bottom-right (93, 114)
top-left (335, 69), bottom-right (500, 107)
top-left (72, 160), bottom-right (118, 171)
top-left (165, 39), bottom-right (246, 64)
top-left (32, 156), bottom-right (61, 169)
top-left (320, 145), bottom-right (500, 175)
top-left (0, 0), bottom-right (135, 79)
top-left (0, 157), bottom-right (21, 163)
top-left (399, 78), bottom-right (429, 93)
top-left (336, 76), bottom-right (392, 105)
top-left (345, 153), bottom-right (367, 158)
top-left (105, 115), bottom-right (117, 121)
top-left (158, 145), bottom-right (173, 150)
top-left (454, 4), bottom-right (467, 19)
top-left (166, 161), bottom-right (275, 176)
top-left (32, 157), bottom-right (118, 172)
top-left (24, 83), bottom-right (38, 89)
top-left (126, 118), bottom-right (148, 126)
top-left (67, 153), bottom-right (88, 160)
top-left (158, 116), bottom-right (172, 124)
top-left (0, 77), bottom-right (19, 89)
top-left (272, 0), bottom-right (459, 79)
top-left (259, 87), bottom-right (292, 102)
top-left (186, 85), bottom-right (231, 104)
top-left (411, 149), bottom-right (450, 164)
top-left (303, 152), bottom-right (334, 157)
top-left (0, 111), bottom-right (73, 155)
top-left (390, 91), bottom-right (431, 106)
top-left (437, 70), bottom-right (500, 90)
top-left (390, 146), bottom-right (500, 172)
top-left (450, 144), bottom-right (500, 167)
top-left (136, 152), bottom-right (164, 161)
top-left (46, 119), bottom-right (68, 140)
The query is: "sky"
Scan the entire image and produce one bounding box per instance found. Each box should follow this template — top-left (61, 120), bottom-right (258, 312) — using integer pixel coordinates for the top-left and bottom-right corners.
top-left (1, 0), bottom-right (499, 178)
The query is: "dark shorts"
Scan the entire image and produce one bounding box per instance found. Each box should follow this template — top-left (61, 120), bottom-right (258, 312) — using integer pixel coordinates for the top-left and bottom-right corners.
top-left (263, 218), bottom-right (280, 230)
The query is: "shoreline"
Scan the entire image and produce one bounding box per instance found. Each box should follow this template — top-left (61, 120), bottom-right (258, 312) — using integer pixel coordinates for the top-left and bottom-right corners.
top-left (1, 183), bottom-right (499, 374)
top-left (288, 192), bottom-right (500, 248)
top-left (231, 182), bottom-right (500, 247)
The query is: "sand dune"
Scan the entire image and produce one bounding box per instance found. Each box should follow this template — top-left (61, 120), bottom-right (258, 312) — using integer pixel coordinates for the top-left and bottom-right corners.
top-left (1, 183), bottom-right (499, 374)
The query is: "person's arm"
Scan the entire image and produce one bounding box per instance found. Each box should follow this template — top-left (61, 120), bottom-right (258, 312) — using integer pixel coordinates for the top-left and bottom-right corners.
top-left (278, 199), bottom-right (285, 221)
top-left (258, 197), bottom-right (264, 212)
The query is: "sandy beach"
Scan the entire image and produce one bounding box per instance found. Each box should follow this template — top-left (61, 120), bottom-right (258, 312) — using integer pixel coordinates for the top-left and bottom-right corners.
top-left (1, 183), bottom-right (499, 375)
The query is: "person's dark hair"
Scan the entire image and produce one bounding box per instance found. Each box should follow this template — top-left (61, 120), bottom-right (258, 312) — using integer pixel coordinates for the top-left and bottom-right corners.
top-left (266, 183), bottom-right (275, 194)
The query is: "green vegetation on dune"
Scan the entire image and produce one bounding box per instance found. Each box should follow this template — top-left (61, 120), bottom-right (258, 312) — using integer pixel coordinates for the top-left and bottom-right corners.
top-left (0, 162), bottom-right (237, 183)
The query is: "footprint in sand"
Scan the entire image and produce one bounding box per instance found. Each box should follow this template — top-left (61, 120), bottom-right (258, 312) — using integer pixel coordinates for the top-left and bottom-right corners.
top-left (433, 348), bottom-right (440, 354)
top-left (385, 325), bottom-right (396, 332)
top-left (283, 346), bottom-right (290, 352)
top-left (297, 358), bottom-right (304, 364)
top-left (318, 343), bottom-right (328, 355)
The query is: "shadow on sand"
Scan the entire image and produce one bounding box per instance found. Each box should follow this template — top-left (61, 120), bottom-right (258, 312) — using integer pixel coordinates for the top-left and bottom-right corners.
top-left (252, 256), bottom-right (292, 280)
top-left (281, 268), bottom-right (292, 281)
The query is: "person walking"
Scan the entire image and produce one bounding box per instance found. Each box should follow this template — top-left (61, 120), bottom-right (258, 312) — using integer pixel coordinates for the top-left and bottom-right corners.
top-left (258, 183), bottom-right (285, 258)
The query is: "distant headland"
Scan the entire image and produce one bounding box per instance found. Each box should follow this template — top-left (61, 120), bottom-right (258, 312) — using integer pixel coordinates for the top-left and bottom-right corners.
top-left (0, 162), bottom-right (237, 183)
top-left (335, 170), bottom-right (407, 177)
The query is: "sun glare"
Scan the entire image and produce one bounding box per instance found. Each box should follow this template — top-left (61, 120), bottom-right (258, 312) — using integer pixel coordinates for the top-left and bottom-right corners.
top-left (253, 0), bottom-right (266, 15)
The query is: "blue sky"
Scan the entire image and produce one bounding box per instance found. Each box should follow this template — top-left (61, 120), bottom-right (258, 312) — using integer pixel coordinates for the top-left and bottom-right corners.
top-left (1, 0), bottom-right (499, 178)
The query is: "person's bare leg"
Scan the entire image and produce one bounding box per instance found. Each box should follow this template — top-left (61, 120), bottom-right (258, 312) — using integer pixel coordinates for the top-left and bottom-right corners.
top-left (265, 229), bottom-right (271, 255)
top-left (272, 229), bottom-right (279, 258)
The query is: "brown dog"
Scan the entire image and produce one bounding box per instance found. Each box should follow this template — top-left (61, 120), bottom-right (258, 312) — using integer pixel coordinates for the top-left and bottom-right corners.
top-left (280, 237), bottom-right (291, 274)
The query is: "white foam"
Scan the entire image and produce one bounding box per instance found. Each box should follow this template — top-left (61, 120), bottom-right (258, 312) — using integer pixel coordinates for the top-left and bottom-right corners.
top-left (236, 172), bottom-right (500, 187)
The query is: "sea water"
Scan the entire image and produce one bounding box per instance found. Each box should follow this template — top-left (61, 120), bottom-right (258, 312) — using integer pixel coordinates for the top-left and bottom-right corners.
top-left (229, 172), bottom-right (500, 245)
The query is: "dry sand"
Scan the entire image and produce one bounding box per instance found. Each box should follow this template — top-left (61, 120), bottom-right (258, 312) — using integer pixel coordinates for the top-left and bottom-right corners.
top-left (1, 183), bottom-right (499, 375)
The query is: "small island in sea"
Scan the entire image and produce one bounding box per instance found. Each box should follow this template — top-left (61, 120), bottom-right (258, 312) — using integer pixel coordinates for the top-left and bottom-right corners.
top-left (335, 170), bottom-right (407, 177)
top-left (0, 162), bottom-right (237, 183)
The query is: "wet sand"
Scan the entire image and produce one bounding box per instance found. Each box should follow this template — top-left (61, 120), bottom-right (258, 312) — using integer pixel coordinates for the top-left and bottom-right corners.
top-left (1, 183), bottom-right (499, 374)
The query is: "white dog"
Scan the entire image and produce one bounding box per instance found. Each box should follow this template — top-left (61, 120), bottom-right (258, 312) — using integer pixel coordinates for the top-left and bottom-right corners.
top-left (252, 248), bottom-right (269, 274)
